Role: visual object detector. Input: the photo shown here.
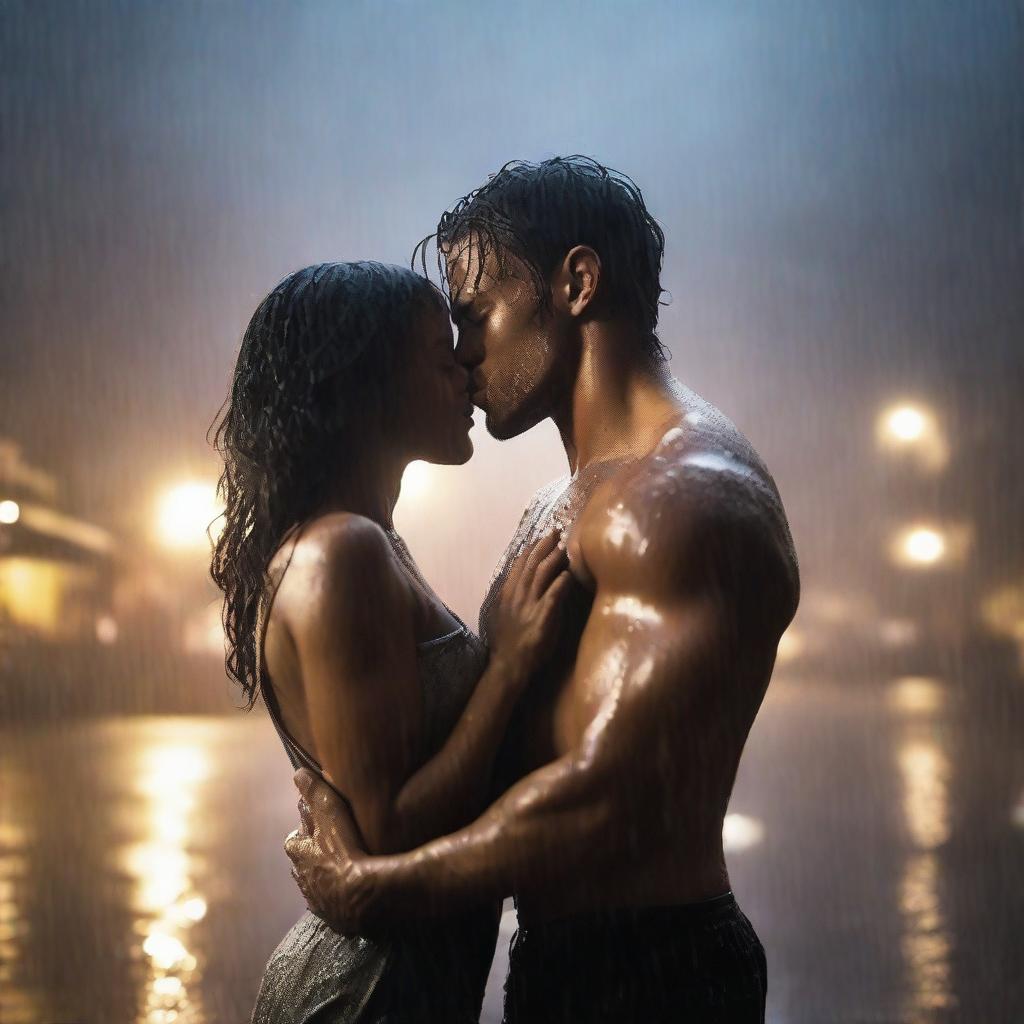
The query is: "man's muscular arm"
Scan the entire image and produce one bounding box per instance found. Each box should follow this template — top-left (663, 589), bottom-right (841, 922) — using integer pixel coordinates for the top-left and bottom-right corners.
top-left (289, 472), bottom-right (795, 930)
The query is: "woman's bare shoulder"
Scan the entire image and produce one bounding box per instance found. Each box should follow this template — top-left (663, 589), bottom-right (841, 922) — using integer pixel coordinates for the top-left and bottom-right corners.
top-left (270, 513), bottom-right (410, 644)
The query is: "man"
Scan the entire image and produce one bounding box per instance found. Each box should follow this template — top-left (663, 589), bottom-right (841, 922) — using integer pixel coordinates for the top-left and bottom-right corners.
top-left (287, 156), bottom-right (799, 1022)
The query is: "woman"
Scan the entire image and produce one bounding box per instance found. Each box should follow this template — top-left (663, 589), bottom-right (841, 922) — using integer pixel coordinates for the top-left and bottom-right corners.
top-left (209, 262), bottom-right (571, 1023)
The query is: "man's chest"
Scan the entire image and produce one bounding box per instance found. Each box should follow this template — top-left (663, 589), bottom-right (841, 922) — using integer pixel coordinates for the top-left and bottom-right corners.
top-left (479, 470), bottom-right (604, 643)
top-left (481, 470), bottom-right (618, 774)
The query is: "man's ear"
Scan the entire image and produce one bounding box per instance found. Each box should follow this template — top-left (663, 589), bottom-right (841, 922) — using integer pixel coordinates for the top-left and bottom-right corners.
top-left (552, 245), bottom-right (601, 318)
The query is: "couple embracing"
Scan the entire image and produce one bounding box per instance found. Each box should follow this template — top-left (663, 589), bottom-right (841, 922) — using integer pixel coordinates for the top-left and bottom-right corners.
top-left (210, 155), bottom-right (799, 1023)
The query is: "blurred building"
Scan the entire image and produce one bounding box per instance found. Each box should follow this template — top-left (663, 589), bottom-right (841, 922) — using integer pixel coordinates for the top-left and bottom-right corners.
top-left (0, 438), bottom-right (236, 715)
top-left (0, 437), bottom-right (115, 646)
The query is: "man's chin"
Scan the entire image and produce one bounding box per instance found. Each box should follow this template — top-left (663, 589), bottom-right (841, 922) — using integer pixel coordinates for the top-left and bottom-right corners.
top-left (485, 405), bottom-right (545, 442)
top-left (484, 412), bottom-right (520, 441)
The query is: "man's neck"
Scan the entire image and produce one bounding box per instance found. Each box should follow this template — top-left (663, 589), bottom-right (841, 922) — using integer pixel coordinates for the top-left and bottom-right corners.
top-left (552, 322), bottom-right (681, 475)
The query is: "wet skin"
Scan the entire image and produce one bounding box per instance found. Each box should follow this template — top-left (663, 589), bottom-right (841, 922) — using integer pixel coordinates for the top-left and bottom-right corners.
top-left (288, 240), bottom-right (800, 930)
top-left (261, 297), bottom-right (572, 859)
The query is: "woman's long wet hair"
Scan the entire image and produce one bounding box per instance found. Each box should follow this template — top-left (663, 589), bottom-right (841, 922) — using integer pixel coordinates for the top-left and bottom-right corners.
top-left (414, 155), bottom-right (669, 362)
top-left (209, 261), bottom-right (440, 708)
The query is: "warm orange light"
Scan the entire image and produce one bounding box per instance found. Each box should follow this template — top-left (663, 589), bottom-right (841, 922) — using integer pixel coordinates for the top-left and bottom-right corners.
top-left (400, 460), bottom-right (433, 503)
top-left (882, 405), bottom-right (929, 442)
top-left (722, 813), bottom-right (765, 852)
top-left (892, 526), bottom-right (947, 567)
top-left (155, 481), bottom-right (223, 550)
top-left (876, 402), bottom-right (948, 470)
top-left (905, 528), bottom-right (945, 563)
top-left (775, 626), bottom-right (806, 663)
top-left (95, 614), bottom-right (119, 645)
top-left (887, 676), bottom-right (946, 714)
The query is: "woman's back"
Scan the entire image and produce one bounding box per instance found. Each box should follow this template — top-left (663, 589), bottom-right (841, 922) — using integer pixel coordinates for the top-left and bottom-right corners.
top-left (251, 527), bottom-right (500, 1024)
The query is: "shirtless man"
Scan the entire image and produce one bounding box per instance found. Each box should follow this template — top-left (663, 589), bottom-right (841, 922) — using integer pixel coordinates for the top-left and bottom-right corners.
top-left (287, 156), bottom-right (800, 1022)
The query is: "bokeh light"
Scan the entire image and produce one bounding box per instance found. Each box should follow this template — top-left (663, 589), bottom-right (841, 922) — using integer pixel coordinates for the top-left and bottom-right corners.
top-left (883, 405), bottom-right (929, 442)
top-left (399, 461), bottom-right (433, 504)
top-left (887, 676), bottom-right (947, 715)
top-left (95, 614), bottom-right (119, 645)
top-left (893, 526), bottom-right (947, 568)
top-left (722, 813), bottom-right (766, 852)
top-left (876, 402), bottom-right (948, 470)
top-left (155, 482), bottom-right (222, 551)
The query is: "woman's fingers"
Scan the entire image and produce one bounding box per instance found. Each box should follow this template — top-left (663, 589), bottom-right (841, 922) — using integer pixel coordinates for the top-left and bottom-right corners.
top-left (539, 569), bottom-right (574, 617)
top-left (518, 531), bottom-right (561, 592)
top-left (530, 537), bottom-right (569, 600)
top-left (536, 569), bottom-right (577, 630)
top-left (525, 570), bottom-right (574, 662)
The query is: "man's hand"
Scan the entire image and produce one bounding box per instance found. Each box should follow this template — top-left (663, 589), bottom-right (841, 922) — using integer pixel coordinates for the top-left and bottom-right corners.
top-left (285, 768), bottom-right (380, 935)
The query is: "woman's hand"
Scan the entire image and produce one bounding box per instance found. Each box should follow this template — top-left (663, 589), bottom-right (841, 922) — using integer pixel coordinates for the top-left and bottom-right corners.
top-left (487, 530), bottom-right (573, 685)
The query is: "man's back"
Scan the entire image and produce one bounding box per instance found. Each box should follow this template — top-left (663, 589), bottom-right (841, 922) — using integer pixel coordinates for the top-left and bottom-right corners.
top-left (482, 382), bottom-right (799, 924)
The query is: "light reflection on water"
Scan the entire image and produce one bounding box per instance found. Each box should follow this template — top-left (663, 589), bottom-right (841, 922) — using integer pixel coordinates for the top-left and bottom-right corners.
top-left (0, 753), bottom-right (49, 1024)
top-left (121, 734), bottom-right (211, 1024)
top-left (0, 682), bottom-right (1021, 1022)
top-left (894, 676), bottom-right (956, 1019)
top-left (0, 713), bottom-right (305, 1023)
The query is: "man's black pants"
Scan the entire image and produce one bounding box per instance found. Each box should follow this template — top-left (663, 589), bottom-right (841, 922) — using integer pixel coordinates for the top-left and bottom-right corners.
top-left (502, 892), bottom-right (767, 1023)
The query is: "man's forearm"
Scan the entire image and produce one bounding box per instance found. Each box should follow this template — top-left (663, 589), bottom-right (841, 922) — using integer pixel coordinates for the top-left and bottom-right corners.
top-left (367, 752), bottom-right (619, 920)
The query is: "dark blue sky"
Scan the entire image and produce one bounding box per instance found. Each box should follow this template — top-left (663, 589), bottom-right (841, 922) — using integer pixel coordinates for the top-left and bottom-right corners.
top-left (2, 0), bottom-right (1021, 614)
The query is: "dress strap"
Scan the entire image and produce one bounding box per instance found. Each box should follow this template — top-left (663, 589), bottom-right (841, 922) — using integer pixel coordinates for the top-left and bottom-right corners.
top-left (383, 527), bottom-right (470, 633)
top-left (255, 583), bottom-right (329, 781)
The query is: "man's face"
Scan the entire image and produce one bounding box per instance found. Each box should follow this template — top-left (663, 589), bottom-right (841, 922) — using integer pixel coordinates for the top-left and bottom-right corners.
top-left (446, 236), bottom-right (570, 440)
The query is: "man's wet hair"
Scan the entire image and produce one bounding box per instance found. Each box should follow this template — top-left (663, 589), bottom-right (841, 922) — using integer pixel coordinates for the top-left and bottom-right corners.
top-left (414, 155), bottom-right (669, 362)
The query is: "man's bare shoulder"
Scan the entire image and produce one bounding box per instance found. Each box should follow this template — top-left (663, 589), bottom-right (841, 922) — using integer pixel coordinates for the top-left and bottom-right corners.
top-left (525, 475), bottom-right (573, 524)
top-left (580, 414), bottom-right (799, 615)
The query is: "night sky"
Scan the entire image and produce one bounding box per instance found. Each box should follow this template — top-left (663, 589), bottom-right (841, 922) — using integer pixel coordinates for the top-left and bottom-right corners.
top-left (2, 0), bottom-right (1021, 621)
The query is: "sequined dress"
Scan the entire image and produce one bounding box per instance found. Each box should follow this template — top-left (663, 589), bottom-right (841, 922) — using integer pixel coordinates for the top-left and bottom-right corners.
top-left (251, 529), bottom-right (500, 1024)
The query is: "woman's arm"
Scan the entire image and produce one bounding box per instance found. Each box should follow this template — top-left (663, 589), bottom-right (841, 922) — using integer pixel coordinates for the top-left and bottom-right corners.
top-left (285, 514), bottom-right (569, 855)
top-left (389, 529), bottom-right (570, 846)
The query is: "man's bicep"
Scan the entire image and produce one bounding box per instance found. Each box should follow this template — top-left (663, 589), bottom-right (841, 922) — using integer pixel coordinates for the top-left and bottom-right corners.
top-left (569, 585), bottom-right (729, 778)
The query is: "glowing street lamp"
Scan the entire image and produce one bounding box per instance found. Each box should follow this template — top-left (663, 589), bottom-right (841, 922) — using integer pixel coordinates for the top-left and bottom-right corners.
top-left (882, 405), bottom-right (929, 443)
top-left (0, 499), bottom-right (20, 524)
top-left (876, 402), bottom-right (947, 470)
top-left (155, 481), bottom-right (223, 551)
top-left (892, 525), bottom-right (947, 568)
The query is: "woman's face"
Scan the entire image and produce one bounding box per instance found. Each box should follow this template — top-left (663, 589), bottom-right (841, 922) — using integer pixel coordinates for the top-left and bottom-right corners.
top-left (398, 297), bottom-right (474, 465)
